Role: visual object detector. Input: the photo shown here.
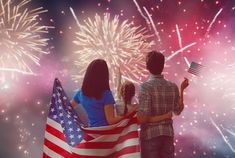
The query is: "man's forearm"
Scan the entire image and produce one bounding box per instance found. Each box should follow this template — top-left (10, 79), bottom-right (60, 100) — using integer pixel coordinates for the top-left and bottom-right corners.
top-left (179, 88), bottom-right (184, 112)
top-left (148, 113), bottom-right (170, 123)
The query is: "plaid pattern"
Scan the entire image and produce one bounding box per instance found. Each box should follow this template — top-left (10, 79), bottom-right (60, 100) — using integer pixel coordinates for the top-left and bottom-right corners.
top-left (138, 75), bottom-right (181, 140)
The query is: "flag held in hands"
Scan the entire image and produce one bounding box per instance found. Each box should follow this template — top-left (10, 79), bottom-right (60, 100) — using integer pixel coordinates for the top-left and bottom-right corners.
top-left (43, 78), bottom-right (140, 158)
top-left (188, 61), bottom-right (205, 76)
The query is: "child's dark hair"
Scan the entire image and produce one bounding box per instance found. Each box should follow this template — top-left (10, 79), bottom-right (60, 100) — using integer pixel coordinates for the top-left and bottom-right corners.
top-left (121, 81), bottom-right (135, 114)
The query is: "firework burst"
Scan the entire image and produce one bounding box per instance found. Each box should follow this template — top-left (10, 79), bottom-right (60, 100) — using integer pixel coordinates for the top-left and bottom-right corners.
top-left (0, 0), bottom-right (51, 83)
top-left (72, 12), bottom-right (154, 88)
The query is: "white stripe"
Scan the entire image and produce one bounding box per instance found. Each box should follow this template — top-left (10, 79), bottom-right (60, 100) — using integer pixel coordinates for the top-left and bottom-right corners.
top-left (47, 118), bottom-right (63, 132)
top-left (44, 131), bottom-right (72, 153)
top-left (43, 145), bottom-right (64, 158)
top-left (88, 124), bottom-right (138, 142)
top-left (119, 152), bottom-right (141, 158)
top-left (72, 138), bottom-right (139, 156)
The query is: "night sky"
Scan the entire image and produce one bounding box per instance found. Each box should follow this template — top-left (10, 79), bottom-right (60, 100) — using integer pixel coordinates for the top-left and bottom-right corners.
top-left (1, 0), bottom-right (235, 158)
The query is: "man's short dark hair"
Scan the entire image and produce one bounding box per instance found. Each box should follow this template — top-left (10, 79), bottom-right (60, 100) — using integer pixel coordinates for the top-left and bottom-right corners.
top-left (146, 51), bottom-right (165, 75)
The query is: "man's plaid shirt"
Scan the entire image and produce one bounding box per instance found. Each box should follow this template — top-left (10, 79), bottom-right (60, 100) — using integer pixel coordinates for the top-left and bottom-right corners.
top-left (138, 75), bottom-right (182, 140)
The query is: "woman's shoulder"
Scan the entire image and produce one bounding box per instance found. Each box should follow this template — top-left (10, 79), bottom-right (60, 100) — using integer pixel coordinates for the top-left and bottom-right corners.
top-left (74, 88), bottom-right (82, 95)
top-left (102, 90), bottom-right (114, 96)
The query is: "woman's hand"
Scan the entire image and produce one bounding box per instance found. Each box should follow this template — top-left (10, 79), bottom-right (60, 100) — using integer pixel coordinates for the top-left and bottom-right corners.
top-left (125, 104), bottom-right (137, 118)
top-left (70, 99), bottom-right (78, 108)
top-left (163, 111), bottom-right (173, 119)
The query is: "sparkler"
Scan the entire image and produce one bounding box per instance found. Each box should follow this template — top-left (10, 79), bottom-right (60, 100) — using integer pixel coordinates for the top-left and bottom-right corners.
top-left (143, 6), bottom-right (161, 43)
top-left (176, 24), bottom-right (182, 49)
top-left (166, 42), bottom-right (197, 61)
top-left (205, 8), bottom-right (223, 37)
top-left (210, 118), bottom-right (235, 153)
top-left (184, 57), bottom-right (190, 68)
top-left (71, 12), bottom-right (154, 87)
top-left (0, 0), bottom-right (51, 83)
top-left (132, 0), bottom-right (150, 24)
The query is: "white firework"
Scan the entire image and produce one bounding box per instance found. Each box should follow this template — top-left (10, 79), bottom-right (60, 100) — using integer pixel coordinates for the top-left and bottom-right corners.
top-left (0, 0), bottom-right (51, 83)
top-left (72, 13), bottom-right (154, 87)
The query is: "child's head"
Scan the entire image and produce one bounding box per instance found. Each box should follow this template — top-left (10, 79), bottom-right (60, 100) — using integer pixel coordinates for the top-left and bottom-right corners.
top-left (120, 81), bottom-right (135, 104)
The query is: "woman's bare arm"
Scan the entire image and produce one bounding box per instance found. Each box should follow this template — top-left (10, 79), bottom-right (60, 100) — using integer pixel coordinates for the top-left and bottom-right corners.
top-left (137, 111), bottom-right (172, 124)
top-left (104, 104), bottom-right (124, 125)
top-left (148, 112), bottom-right (172, 123)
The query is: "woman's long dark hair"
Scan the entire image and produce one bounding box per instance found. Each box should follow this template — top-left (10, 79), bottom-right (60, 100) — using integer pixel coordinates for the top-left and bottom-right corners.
top-left (82, 59), bottom-right (110, 99)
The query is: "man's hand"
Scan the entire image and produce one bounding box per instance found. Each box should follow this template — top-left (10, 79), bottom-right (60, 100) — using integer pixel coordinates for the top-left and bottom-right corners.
top-left (181, 78), bottom-right (189, 91)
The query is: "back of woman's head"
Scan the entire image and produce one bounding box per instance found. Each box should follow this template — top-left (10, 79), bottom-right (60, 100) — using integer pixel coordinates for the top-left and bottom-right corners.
top-left (121, 81), bottom-right (135, 105)
top-left (82, 59), bottom-right (110, 99)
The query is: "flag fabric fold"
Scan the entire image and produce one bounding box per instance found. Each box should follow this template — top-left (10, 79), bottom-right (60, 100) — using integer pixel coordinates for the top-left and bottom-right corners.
top-left (43, 78), bottom-right (140, 158)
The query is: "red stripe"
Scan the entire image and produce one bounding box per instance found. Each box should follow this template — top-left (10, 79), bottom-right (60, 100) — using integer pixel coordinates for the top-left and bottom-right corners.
top-left (110, 145), bottom-right (140, 157)
top-left (42, 153), bottom-right (51, 158)
top-left (44, 138), bottom-right (72, 158)
top-left (83, 118), bottom-right (137, 135)
top-left (46, 124), bottom-right (66, 141)
top-left (71, 145), bottom-right (140, 158)
top-left (75, 131), bottom-right (138, 149)
top-left (83, 134), bottom-right (95, 141)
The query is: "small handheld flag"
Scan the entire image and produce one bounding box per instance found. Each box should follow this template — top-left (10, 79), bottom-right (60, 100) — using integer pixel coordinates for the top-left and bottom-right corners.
top-left (188, 62), bottom-right (205, 76)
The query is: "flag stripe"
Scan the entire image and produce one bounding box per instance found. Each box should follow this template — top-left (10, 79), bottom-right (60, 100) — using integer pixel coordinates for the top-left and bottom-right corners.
top-left (71, 145), bottom-right (140, 158)
top-left (85, 124), bottom-right (138, 142)
top-left (46, 124), bottom-right (66, 141)
top-left (44, 131), bottom-right (71, 153)
top-left (42, 153), bottom-right (51, 158)
top-left (76, 131), bottom-right (138, 148)
top-left (43, 145), bottom-right (64, 158)
top-left (47, 117), bottom-right (63, 131)
top-left (44, 139), bottom-right (72, 158)
top-left (119, 152), bottom-right (141, 158)
top-left (83, 118), bottom-right (137, 134)
top-left (110, 145), bottom-right (140, 158)
top-left (72, 138), bottom-right (139, 156)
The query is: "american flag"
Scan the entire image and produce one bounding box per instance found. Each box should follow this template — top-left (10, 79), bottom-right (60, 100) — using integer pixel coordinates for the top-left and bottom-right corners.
top-left (43, 78), bottom-right (140, 158)
top-left (188, 61), bottom-right (205, 76)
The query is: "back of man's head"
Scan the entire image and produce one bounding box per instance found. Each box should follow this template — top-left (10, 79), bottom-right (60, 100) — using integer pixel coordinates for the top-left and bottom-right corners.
top-left (146, 51), bottom-right (165, 75)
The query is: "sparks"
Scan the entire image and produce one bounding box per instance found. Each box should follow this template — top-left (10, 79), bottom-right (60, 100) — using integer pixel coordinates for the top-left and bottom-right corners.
top-left (72, 13), bottom-right (154, 87)
top-left (143, 6), bottom-right (161, 43)
top-left (132, 0), bottom-right (150, 24)
top-left (0, 0), bottom-right (51, 83)
top-left (176, 24), bottom-right (182, 48)
top-left (210, 118), bottom-right (235, 153)
top-left (205, 8), bottom-right (223, 37)
top-left (184, 57), bottom-right (190, 68)
top-left (69, 7), bottom-right (82, 29)
top-left (166, 42), bottom-right (197, 61)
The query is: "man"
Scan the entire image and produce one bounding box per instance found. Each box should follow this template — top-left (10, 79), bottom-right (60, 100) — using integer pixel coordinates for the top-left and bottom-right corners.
top-left (137, 51), bottom-right (189, 158)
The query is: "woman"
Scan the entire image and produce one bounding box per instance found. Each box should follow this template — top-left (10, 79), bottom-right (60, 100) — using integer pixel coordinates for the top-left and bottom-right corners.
top-left (71, 59), bottom-right (129, 127)
top-left (71, 59), bottom-right (171, 127)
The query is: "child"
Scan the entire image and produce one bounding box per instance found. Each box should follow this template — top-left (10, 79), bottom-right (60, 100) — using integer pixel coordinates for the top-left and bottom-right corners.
top-left (115, 68), bottom-right (172, 123)
top-left (116, 81), bottom-right (136, 116)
